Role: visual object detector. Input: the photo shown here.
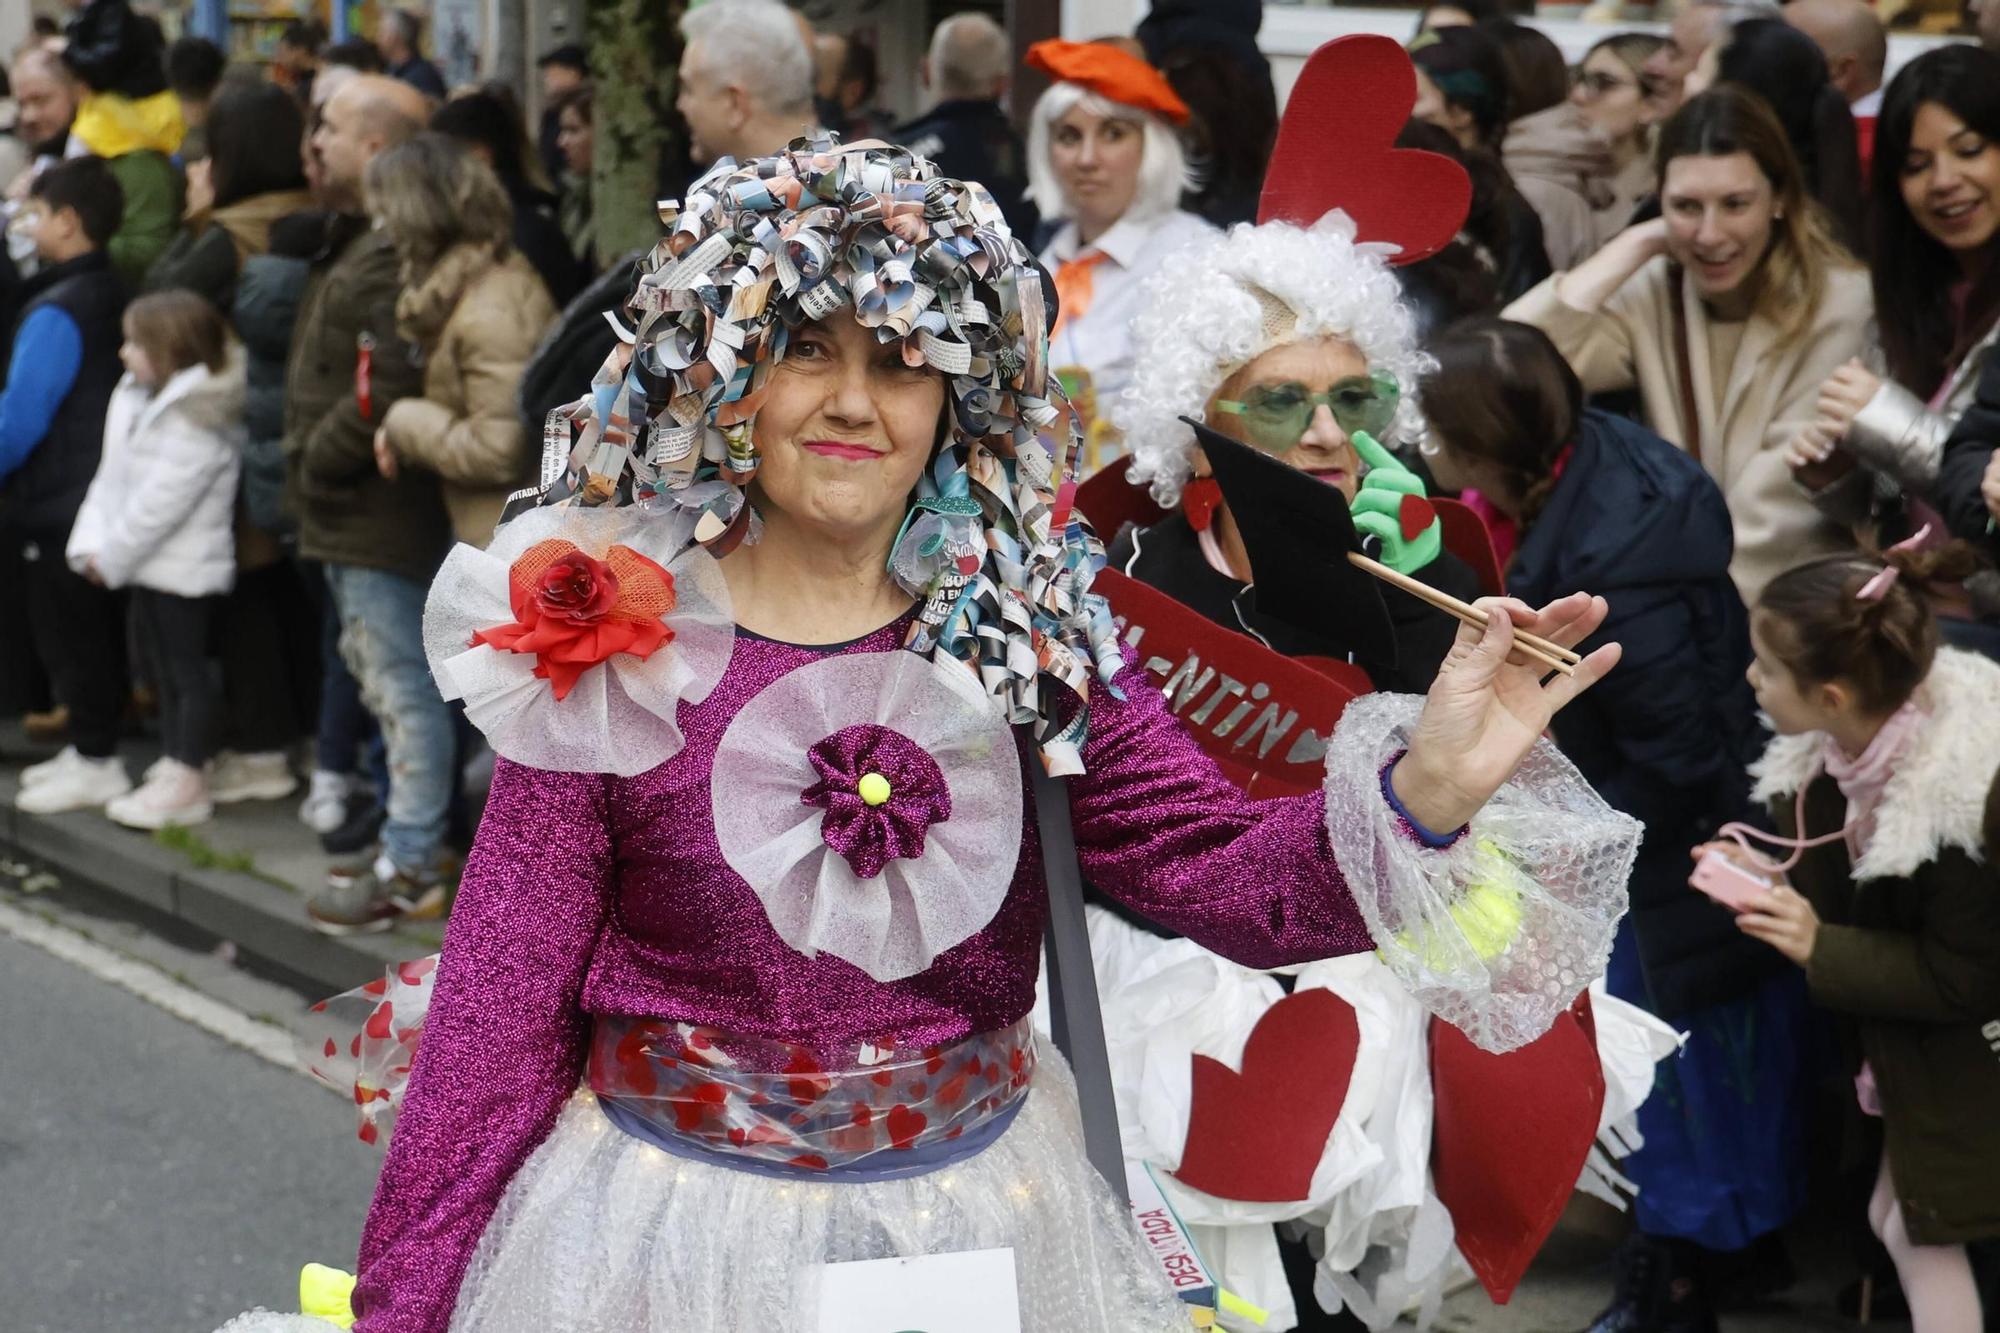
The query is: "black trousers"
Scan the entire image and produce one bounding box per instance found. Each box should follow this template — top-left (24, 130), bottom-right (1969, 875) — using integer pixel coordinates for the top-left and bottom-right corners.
top-left (22, 540), bottom-right (126, 758)
top-left (219, 558), bottom-right (320, 753)
top-left (0, 523), bottom-right (50, 715)
top-left (129, 588), bottom-right (224, 768)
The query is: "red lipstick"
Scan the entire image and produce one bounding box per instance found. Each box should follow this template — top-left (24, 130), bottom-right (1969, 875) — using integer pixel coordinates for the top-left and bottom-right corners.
top-left (802, 440), bottom-right (881, 460)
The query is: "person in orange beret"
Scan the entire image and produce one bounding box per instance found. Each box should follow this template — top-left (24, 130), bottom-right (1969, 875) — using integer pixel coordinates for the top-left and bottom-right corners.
top-left (1025, 38), bottom-right (1214, 478)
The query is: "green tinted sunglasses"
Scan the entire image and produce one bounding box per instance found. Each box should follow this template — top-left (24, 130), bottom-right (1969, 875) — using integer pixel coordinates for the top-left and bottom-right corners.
top-left (1214, 372), bottom-right (1400, 453)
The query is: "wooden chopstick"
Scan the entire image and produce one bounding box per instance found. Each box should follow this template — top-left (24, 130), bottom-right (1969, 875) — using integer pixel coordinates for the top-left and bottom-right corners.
top-left (1346, 551), bottom-right (1581, 677)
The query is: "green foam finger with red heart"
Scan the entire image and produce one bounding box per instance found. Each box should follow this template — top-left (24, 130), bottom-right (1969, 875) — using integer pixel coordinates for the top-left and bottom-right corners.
top-left (1350, 431), bottom-right (1441, 575)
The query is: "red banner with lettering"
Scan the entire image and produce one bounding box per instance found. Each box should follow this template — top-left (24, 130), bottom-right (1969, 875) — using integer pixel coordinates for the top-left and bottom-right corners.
top-left (1094, 568), bottom-right (1359, 798)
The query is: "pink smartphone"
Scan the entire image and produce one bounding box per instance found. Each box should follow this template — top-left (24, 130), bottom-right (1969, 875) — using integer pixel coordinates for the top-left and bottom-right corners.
top-left (1690, 848), bottom-right (1778, 914)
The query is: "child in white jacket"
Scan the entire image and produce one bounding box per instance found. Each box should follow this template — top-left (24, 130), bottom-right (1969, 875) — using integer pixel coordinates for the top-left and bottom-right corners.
top-left (68, 291), bottom-right (246, 829)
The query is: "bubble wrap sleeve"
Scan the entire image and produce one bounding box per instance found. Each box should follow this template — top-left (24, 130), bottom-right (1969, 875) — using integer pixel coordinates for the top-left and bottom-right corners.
top-left (351, 759), bottom-right (615, 1333)
top-left (1067, 654), bottom-right (1374, 969)
top-left (1324, 693), bottom-right (1639, 1053)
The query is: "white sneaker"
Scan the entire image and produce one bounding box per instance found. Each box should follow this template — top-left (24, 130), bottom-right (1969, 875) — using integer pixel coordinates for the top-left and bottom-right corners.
top-left (105, 759), bottom-right (213, 830)
top-left (297, 769), bottom-right (353, 834)
top-left (21, 745), bottom-right (86, 789)
top-left (141, 754), bottom-right (175, 785)
top-left (209, 750), bottom-right (298, 804)
top-left (16, 754), bottom-right (131, 814)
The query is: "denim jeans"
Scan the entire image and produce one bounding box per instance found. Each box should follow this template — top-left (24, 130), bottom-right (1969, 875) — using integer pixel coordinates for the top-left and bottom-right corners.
top-left (324, 564), bottom-right (452, 873)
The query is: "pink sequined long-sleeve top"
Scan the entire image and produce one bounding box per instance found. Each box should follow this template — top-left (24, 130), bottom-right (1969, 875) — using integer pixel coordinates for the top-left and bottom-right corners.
top-left (352, 618), bottom-right (1375, 1332)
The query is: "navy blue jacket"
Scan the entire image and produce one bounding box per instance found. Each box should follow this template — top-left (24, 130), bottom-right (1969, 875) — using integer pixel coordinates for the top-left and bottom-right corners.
top-left (893, 100), bottom-right (1038, 242)
top-left (1508, 409), bottom-right (1779, 1017)
top-left (1937, 353), bottom-right (2000, 562)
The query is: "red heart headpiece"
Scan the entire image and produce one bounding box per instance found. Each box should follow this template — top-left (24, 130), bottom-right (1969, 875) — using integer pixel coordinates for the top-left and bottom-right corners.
top-left (1256, 35), bottom-right (1473, 266)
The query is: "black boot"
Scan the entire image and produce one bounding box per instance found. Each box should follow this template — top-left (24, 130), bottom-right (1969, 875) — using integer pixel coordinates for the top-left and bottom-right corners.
top-left (1582, 1235), bottom-right (1718, 1333)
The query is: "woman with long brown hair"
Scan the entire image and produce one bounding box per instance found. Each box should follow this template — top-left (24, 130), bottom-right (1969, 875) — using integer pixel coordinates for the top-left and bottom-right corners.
top-left (1506, 85), bottom-right (1872, 602)
top-left (360, 133), bottom-right (558, 552)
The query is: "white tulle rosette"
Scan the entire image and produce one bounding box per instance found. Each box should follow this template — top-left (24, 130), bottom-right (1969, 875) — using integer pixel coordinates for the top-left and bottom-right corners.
top-left (422, 505), bottom-right (733, 776)
top-left (712, 650), bottom-right (1023, 982)
top-left (1322, 693), bottom-right (1640, 1054)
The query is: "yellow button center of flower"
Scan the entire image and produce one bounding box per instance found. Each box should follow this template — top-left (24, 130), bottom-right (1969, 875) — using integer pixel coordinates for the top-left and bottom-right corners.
top-left (857, 772), bottom-right (893, 806)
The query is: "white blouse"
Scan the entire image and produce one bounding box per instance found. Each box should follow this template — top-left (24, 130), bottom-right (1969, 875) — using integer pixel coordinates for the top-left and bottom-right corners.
top-left (1039, 208), bottom-right (1215, 477)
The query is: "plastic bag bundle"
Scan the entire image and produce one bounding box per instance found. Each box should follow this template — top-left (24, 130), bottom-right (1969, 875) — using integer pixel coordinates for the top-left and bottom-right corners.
top-left (1322, 694), bottom-right (1639, 1053)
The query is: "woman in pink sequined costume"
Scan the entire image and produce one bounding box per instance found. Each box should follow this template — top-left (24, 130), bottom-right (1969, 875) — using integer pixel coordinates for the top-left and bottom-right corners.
top-left (219, 137), bottom-right (1637, 1333)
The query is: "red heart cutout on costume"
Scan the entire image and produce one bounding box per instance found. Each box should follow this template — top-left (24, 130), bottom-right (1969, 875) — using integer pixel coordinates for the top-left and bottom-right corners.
top-left (396, 957), bottom-right (437, 986)
top-left (364, 1001), bottom-right (394, 1041)
top-left (1399, 494), bottom-right (1437, 543)
top-left (1257, 35), bottom-right (1473, 266)
top-left (887, 1103), bottom-right (927, 1150)
top-left (1174, 989), bottom-right (1361, 1202)
top-left (1430, 994), bottom-right (1605, 1304)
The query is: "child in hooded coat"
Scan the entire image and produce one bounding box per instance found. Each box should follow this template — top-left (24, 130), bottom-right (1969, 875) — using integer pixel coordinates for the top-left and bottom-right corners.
top-left (67, 290), bottom-right (245, 829)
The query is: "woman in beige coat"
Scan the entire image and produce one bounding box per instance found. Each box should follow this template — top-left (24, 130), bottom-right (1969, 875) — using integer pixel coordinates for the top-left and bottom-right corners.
top-left (1506, 87), bottom-right (1872, 602)
top-left (1503, 33), bottom-right (1666, 272)
top-left (365, 134), bottom-right (559, 549)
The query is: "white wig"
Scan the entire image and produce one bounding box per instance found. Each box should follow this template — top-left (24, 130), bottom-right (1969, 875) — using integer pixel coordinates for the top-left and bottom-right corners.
top-left (1024, 82), bottom-right (1194, 225)
top-left (1117, 213), bottom-right (1431, 508)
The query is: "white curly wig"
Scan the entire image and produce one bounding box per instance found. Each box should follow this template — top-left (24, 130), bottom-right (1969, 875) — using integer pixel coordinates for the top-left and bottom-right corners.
top-left (1117, 213), bottom-right (1431, 508)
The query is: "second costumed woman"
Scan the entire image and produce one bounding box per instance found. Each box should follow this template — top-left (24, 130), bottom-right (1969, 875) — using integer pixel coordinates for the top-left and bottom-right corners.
top-left (1078, 38), bottom-right (1679, 1332)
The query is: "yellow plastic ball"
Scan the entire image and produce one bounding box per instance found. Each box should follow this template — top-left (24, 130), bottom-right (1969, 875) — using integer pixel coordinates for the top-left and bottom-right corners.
top-left (857, 772), bottom-right (893, 806)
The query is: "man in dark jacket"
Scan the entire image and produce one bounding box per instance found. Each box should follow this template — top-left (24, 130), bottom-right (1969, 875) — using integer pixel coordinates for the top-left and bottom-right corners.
top-left (378, 8), bottom-right (447, 100)
top-left (1, 159), bottom-right (131, 814)
top-left (893, 14), bottom-right (1036, 241)
top-left (287, 75), bottom-right (454, 932)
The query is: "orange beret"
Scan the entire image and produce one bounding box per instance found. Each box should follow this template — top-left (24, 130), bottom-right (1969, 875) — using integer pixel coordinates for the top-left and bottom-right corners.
top-left (1025, 39), bottom-right (1190, 126)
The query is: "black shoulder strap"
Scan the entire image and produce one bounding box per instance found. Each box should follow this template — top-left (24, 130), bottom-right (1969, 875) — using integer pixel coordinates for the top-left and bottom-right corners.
top-left (1031, 765), bottom-right (1128, 1203)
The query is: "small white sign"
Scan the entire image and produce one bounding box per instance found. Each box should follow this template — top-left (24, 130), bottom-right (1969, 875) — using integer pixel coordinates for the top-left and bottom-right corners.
top-left (813, 1247), bottom-right (1022, 1333)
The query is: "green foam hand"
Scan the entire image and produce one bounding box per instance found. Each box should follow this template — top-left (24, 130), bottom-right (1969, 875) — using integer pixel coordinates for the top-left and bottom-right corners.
top-left (1349, 431), bottom-right (1442, 576)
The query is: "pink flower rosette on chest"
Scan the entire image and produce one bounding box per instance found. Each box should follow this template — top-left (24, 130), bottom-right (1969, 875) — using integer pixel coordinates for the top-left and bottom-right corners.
top-left (423, 505), bottom-right (734, 774)
top-left (712, 650), bottom-right (1023, 982)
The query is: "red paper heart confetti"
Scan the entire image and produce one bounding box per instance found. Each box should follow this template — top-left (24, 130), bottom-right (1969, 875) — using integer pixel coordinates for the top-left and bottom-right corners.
top-left (887, 1103), bottom-right (927, 1151)
top-left (1174, 988), bottom-right (1361, 1202)
top-left (1430, 995), bottom-right (1605, 1303)
top-left (1256, 35), bottom-right (1473, 266)
top-left (1399, 493), bottom-right (1438, 543)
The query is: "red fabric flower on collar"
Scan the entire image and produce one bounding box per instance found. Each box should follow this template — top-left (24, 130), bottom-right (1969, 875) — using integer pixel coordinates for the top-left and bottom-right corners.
top-left (470, 538), bottom-right (677, 700)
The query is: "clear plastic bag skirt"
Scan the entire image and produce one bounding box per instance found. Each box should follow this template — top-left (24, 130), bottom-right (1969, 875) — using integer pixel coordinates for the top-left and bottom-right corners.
top-left (226, 1041), bottom-right (1192, 1333)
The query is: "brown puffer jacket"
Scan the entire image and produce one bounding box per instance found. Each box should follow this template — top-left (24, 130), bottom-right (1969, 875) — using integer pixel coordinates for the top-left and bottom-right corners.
top-left (380, 244), bottom-right (560, 548)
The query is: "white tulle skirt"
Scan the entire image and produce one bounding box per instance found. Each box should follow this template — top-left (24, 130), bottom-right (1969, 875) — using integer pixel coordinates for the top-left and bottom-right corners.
top-left (222, 1042), bottom-right (1192, 1333)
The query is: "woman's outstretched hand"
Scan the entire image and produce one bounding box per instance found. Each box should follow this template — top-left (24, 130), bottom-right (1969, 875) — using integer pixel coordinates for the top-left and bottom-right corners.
top-left (1390, 593), bottom-right (1620, 834)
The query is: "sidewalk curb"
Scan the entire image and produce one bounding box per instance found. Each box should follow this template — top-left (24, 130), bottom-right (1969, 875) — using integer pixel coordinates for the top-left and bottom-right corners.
top-left (0, 789), bottom-right (420, 996)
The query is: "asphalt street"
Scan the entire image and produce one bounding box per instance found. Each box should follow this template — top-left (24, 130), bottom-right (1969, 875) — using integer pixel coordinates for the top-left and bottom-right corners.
top-left (0, 909), bottom-right (381, 1333)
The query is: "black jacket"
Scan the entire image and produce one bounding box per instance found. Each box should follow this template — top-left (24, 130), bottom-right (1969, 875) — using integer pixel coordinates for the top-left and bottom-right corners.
top-left (1104, 509), bottom-right (1481, 695)
top-left (893, 100), bottom-right (1038, 242)
top-left (1, 252), bottom-right (127, 541)
top-left (1507, 409), bottom-right (1777, 1017)
top-left (1936, 354), bottom-right (2000, 563)
top-left (387, 56), bottom-right (447, 100)
top-left (504, 174), bottom-right (586, 308)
